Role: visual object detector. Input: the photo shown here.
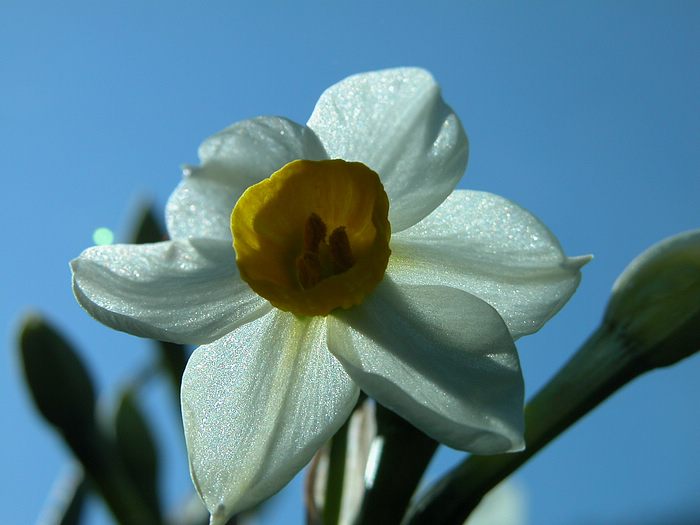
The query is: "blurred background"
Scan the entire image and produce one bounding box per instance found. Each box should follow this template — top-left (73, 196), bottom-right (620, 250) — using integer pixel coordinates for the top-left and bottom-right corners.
top-left (2, 1), bottom-right (698, 524)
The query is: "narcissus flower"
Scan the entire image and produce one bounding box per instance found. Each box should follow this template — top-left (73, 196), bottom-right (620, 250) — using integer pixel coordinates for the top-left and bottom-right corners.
top-left (71, 68), bottom-right (588, 523)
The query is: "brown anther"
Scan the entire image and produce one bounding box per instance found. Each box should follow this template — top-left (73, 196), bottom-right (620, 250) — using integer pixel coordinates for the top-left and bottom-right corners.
top-left (304, 213), bottom-right (327, 252)
top-left (297, 213), bottom-right (356, 289)
top-left (329, 227), bottom-right (355, 273)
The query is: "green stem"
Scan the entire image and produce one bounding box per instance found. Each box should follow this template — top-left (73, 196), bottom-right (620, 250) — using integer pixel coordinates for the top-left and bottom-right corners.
top-left (355, 404), bottom-right (438, 525)
top-left (322, 418), bottom-right (350, 525)
top-left (404, 327), bottom-right (643, 525)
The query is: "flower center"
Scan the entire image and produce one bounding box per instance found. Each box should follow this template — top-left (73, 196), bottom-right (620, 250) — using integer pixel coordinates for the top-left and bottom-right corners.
top-left (297, 213), bottom-right (356, 289)
top-left (231, 159), bottom-right (391, 316)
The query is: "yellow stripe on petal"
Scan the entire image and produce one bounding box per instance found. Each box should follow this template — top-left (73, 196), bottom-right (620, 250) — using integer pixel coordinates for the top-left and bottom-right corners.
top-left (232, 159), bottom-right (391, 316)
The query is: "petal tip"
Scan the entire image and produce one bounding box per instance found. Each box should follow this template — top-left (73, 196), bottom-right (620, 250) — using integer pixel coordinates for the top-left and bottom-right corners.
top-left (568, 254), bottom-right (594, 270)
top-left (209, 505), bottom-right (229, 525)
top-left (181, 164), bottom-right (197, 177)
top-left (397, 65), bottom-right (435, 81)
top-left (509, 437), bottom-right (526, 453)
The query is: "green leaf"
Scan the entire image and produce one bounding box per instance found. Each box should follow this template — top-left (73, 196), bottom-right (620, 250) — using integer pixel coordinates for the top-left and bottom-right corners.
top-left (114, 390), bottom-right (162, 518)
top-left (130, 202), bottom-right (166, 245)
top-left (155, 340), bottom-right (189, 404)
top-left (18, 314), bottom-right (162, 525)
top-left (19, 314), bottom-right (96, 439)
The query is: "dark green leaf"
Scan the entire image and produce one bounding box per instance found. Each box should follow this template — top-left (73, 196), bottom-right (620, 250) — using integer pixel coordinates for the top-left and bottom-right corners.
top-left (114, 390), bottom-right (162, 518)
top-left (19, 314), bottom-right (162, 525)
top-left (130, 202), bottom-right (166, 245)
top-left (156, 340), bottom-right (189, 404)
top-left (19, 314), bottom-right (96, 439)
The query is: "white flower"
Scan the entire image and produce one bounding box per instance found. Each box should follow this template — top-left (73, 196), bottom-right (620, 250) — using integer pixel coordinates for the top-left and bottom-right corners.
top-left (71, 68), bottom-right (588, 523)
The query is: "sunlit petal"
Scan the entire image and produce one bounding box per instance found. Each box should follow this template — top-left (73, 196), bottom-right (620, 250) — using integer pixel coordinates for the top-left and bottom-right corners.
top-left (328, 279), bottom-right (524, 454)
top-left (182, 311), bottom-right (358, 522)
top-left (308, 68), bottom-right (468, 232)
top-left (167, 116), bottom-right (327, 240)
top-left (390, 190), bottom-right (590, 339)
top-left (71, 239), bottom-right (270, 344)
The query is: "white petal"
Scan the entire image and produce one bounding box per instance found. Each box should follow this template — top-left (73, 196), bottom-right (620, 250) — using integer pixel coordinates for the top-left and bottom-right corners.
top-left (310, 399), bottom-right (376, 525)
top-left (165, 176), bottom-right (239, 243)
top-left (327, 279), bottom-right (524, 454)
top-left (307, 68), bottom-right (468, 232)
top-left (167, 116), bottom-right (328, 240)
top-left (465, 481), bottom-right (527, 525)
top-left (71, 239), bottom-right (270, 344)
top-left (182, 311), bottom-right (359, 522)
top-left (390, 190), bottom-right (591, 339)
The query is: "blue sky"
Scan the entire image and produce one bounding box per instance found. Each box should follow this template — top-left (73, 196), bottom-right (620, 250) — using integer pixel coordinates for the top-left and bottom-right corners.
top-left (2, 1), bottom-right (698, 524)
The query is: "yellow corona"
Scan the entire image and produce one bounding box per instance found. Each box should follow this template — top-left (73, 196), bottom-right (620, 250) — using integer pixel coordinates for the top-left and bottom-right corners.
top-left (232, 159), bottom-right (391, 316)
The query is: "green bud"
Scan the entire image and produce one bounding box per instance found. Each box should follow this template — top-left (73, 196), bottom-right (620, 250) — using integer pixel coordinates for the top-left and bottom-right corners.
top-left (19, 314), bottom-right (97, 437)
top-left (604, 229), bottom-right (700, 369)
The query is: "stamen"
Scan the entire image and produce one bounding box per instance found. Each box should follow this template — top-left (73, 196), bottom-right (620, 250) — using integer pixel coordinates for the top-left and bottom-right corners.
top-left (304, 213), bottom-right (327, 252)
top-left (297, 215), bottom-right (356, 289)
top-left (297, 252), bottom-right (322, 289)
top-left (329, 227), bottom-right (355, 273)
top-left (298, 214), bottom-right (327, 289)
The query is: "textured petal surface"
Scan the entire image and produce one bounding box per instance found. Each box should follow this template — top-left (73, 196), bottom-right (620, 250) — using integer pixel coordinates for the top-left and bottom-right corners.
top-left (466, 482), bottom-right (526, 525)
top-left (327, 279), bottom-right (524, 454)
top-left (167, 116), bottom-right (328, 240)
top-left (71, 239), bottom-right (270, 344)
top-left (182, 311), bottom-right (358, 523)
top-left (307, 68), bottom-right (468, 232)
top-left (390, 190), bottom-right (591, 339)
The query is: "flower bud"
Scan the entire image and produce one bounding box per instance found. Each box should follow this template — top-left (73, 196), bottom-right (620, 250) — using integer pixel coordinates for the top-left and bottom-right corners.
top-left (604, 229), bottom-right (700, 369)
